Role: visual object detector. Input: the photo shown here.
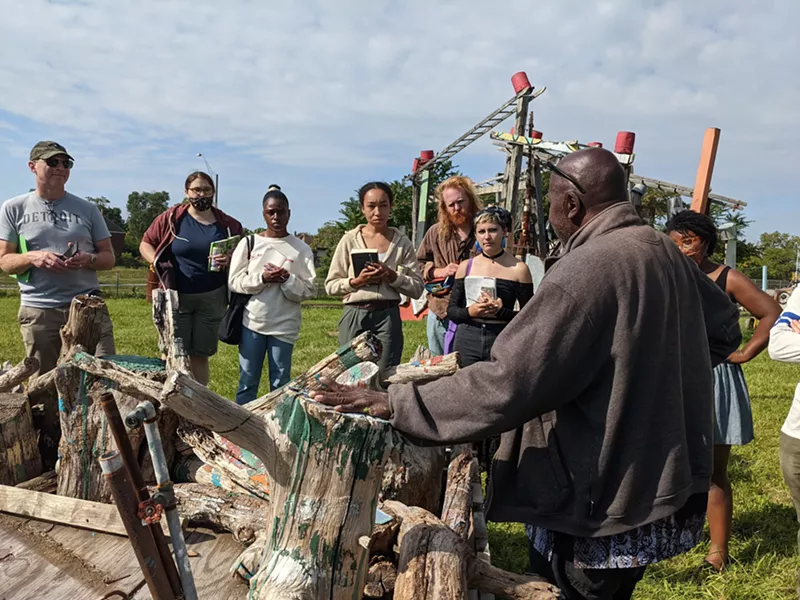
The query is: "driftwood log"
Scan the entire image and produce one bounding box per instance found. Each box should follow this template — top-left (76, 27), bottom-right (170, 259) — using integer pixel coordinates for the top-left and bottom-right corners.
top-left (0, 357), bottom-right (39, 393)
top-left (0, 392), bottom-right (42, 485)
top-left (152, 289), bottom-right (192, 375)
top-left (173, 482), bottom-right (268, 544)
top-left (381, 352), bottom-right (460, 387)
top-left (383, 500), bottom-right (560, 600)
top-left (441, 445), bottom-right (478, 541)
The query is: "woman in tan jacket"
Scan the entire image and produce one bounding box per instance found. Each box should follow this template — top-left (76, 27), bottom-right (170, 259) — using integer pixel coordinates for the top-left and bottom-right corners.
top-left (325, 182), bottom-right (424, 372)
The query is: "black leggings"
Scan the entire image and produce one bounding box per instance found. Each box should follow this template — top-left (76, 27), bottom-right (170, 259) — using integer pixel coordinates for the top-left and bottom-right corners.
top-left (453, 321), bottom-right (506, 469)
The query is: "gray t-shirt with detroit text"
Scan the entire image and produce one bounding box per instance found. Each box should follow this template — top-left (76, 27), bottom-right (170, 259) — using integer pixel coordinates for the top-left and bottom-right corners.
top-left (0, 191), bottom-right (111, 308)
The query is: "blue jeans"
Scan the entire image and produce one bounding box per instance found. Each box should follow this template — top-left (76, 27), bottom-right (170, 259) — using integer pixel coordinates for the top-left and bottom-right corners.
top-left (236, 326), bottom-right (294, 405)
top-left (426, 311), bottom-right (448, 356)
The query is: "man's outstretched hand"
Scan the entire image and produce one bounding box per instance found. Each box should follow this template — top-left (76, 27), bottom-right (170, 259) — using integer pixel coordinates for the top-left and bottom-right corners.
top-left (309, 377), bottom-right (392, 419)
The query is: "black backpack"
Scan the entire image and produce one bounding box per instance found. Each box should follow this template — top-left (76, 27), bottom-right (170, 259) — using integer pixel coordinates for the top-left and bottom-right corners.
top-left (218, 235), bottom-right (254, 345)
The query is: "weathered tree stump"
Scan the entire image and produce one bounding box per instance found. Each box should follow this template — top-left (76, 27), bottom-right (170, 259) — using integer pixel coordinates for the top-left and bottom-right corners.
top-left (58, 294), bottom-right (110, 364)
top-left (0, 357), bottom-right (39, 393)
top-left (160, 368), bottom-right (393, 600)
top-left (381, 431), bottom-right (446, 514)
top-left (0, 392), bottom-right (42, 485)
top-left (55, 353), bottom-right (175, 501)
top-left (382, 500), bottom-right (559, 600)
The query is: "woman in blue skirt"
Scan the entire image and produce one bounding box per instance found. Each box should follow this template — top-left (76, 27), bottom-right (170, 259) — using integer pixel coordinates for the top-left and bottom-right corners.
top-left (667, 211), bottom-right (781, 571)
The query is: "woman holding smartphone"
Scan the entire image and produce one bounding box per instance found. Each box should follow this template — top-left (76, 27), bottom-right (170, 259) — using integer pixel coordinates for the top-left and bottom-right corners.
top-left (325, 182), bottom-right (424, 373)
top-left (228, 188), bottom-right (316, 404)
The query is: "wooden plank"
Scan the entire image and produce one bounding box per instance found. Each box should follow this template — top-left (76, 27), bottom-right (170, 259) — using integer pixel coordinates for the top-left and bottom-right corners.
top-left (0, 484), bottom-right (128, 536)
top-left (46, 521), bottom-right (147, 594)
top-left (130, 527), bottom-right (248, 599)
top-left (690, 127), bottom-right (721, 214)
top-left (0, 521), bottom-right (102, 599)
top-left (0, 514), bottom-right (140, 600)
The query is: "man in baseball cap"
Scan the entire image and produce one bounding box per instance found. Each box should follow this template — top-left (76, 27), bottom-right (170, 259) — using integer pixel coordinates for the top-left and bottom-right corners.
top-left (0, 141), bottom-right (116, 467)
top-left (29, 140), bottom-right (74, 162)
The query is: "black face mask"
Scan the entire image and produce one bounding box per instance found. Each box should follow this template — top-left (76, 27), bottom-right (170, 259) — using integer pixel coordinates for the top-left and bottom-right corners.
top-left (188, 196), bottom-right (214, 211)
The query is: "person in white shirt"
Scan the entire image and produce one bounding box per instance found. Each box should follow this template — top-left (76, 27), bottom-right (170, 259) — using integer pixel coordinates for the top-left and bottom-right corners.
top-left (768, 285), bottom-right (800, 557)
top-left (228, 189), bottom-right (316, 404)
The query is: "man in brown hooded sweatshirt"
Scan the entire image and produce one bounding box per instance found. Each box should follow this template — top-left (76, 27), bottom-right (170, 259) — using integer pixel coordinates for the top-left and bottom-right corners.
top-left (313, 148), bottom-right (741, 599)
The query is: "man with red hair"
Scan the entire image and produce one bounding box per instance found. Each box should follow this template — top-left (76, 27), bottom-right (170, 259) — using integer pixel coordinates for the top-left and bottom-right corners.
top-left (416, 176), bottom-right (482, 354)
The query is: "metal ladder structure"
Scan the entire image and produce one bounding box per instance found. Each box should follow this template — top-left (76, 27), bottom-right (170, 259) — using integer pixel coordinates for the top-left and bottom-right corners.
top-left (407, 72), bottom-right (546, 247)
top-left (404, 87), bottom-right (546, 184)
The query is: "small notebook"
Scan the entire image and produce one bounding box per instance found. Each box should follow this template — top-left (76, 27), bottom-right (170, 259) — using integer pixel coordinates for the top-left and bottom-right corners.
top-left (351, 249), bottom-right (379, 277)
top-left (464, 276), bottom-right (497, 306)
top-left (10, 236), bottom-right (30, 283)
top-left (208, 235), bottom-right (242, 271)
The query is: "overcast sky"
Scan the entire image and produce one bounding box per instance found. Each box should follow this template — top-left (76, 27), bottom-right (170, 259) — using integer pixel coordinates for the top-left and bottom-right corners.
top-left (1, 0), bottom-right (797, 241)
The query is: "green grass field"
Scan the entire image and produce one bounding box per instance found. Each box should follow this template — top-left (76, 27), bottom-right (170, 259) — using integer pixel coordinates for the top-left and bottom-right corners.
top-left (0, 296), bottom-right (797, 599)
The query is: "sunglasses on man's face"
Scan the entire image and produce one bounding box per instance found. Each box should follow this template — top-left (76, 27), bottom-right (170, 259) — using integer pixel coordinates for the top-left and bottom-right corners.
top-left (547, 160), bottom-right (586, 194)
top-left (43, 158), bottom-right (74, 169)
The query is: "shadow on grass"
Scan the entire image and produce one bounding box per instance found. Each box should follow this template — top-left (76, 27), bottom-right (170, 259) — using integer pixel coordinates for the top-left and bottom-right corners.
top-left (734, 500), bottom-right (798, 560)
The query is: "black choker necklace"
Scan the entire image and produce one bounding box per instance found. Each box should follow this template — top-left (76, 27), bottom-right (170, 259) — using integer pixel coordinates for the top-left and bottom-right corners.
top-left (482, 249), bottom-right (504, 260)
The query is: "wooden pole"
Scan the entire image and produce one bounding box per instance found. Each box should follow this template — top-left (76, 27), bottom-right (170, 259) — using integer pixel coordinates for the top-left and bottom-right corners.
top-left (415, 170), bottom-right (433, 248)
top-left (690, 127), bottom-right (721, 215)
top-left (502, 95), bottom-right (531, 218)
top-left (412, 180), bottom-right (422, 248)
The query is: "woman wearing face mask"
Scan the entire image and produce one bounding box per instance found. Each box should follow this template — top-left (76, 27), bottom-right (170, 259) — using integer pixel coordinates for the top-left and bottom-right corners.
top-left (666, 210), bottom-right (780, 572)
top-left (228, 188), bottom-right (316, 404)
top-left (140, 171), bottom-right (243, 385)
top-left (325, 182), bottom-right (424, 374)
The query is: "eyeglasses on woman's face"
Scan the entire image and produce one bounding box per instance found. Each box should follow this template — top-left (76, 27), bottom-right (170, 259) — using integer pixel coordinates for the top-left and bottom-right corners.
top-left (188, 186), bottom-right (214, 196)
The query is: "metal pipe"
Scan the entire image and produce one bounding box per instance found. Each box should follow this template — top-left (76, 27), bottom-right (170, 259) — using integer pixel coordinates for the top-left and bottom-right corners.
top-left (99, 451), bottom-right (176, 600)
top-left (135, 401), bottom-right (198, 600)
top-left (100, 393), bottom-right (182, 596)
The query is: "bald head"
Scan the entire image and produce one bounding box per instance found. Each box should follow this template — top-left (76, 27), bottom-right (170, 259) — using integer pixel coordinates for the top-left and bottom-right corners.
top-left (556, 148), bottom-right (628, 209)
top-left (548, 147), bottom-right (629, 244)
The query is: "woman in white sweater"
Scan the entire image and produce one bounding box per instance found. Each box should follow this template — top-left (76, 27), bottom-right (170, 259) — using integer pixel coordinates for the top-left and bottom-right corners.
top-left (229, 189), bottom-right (316, 404)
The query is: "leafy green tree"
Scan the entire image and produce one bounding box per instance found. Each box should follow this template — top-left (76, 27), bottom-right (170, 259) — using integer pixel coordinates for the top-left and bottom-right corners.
top-left (752, 232), bottom-right (800, 281)
top-left (126, 191), bottom-right (170, 241)
top-left (336, 160), bottom-right (462, 233)
top-left (310, 221), bottom-right (347, 279)
top-left (87, 196), bottom-right (125, 229)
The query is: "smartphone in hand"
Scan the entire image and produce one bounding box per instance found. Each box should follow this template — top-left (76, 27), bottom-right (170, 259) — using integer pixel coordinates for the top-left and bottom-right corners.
top-left (60, 242), bottom-right (78, 260)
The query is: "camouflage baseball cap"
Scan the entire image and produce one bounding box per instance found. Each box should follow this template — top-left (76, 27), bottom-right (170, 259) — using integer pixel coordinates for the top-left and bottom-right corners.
top-left (30, 141), bottom-right (74, 161)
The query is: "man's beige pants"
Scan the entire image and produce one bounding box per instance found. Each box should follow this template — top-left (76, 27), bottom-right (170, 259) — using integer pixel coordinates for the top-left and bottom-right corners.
top-left (18, 303), bottom-right (115, 375)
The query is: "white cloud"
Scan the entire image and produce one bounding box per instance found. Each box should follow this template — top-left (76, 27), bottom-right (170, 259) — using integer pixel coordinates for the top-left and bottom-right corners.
top-left (0, 0), bottom-right (797, 236)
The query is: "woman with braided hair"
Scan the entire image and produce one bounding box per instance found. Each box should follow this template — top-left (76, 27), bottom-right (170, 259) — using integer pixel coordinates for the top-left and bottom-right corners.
top-left (666, 209), bottom-right (781, 572)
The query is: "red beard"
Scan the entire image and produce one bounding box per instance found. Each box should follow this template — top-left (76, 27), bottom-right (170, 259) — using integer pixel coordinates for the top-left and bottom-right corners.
top-left (448, 212), bottom-right (468, 227)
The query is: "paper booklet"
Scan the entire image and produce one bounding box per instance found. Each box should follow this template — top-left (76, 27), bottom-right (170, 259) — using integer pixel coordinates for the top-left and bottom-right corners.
top-left (251, 243), bottom-right (299, 275)
top-left (208, 235), bottom-right (242, 271)
top-left (464, 276), bottom-right (497, 307)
